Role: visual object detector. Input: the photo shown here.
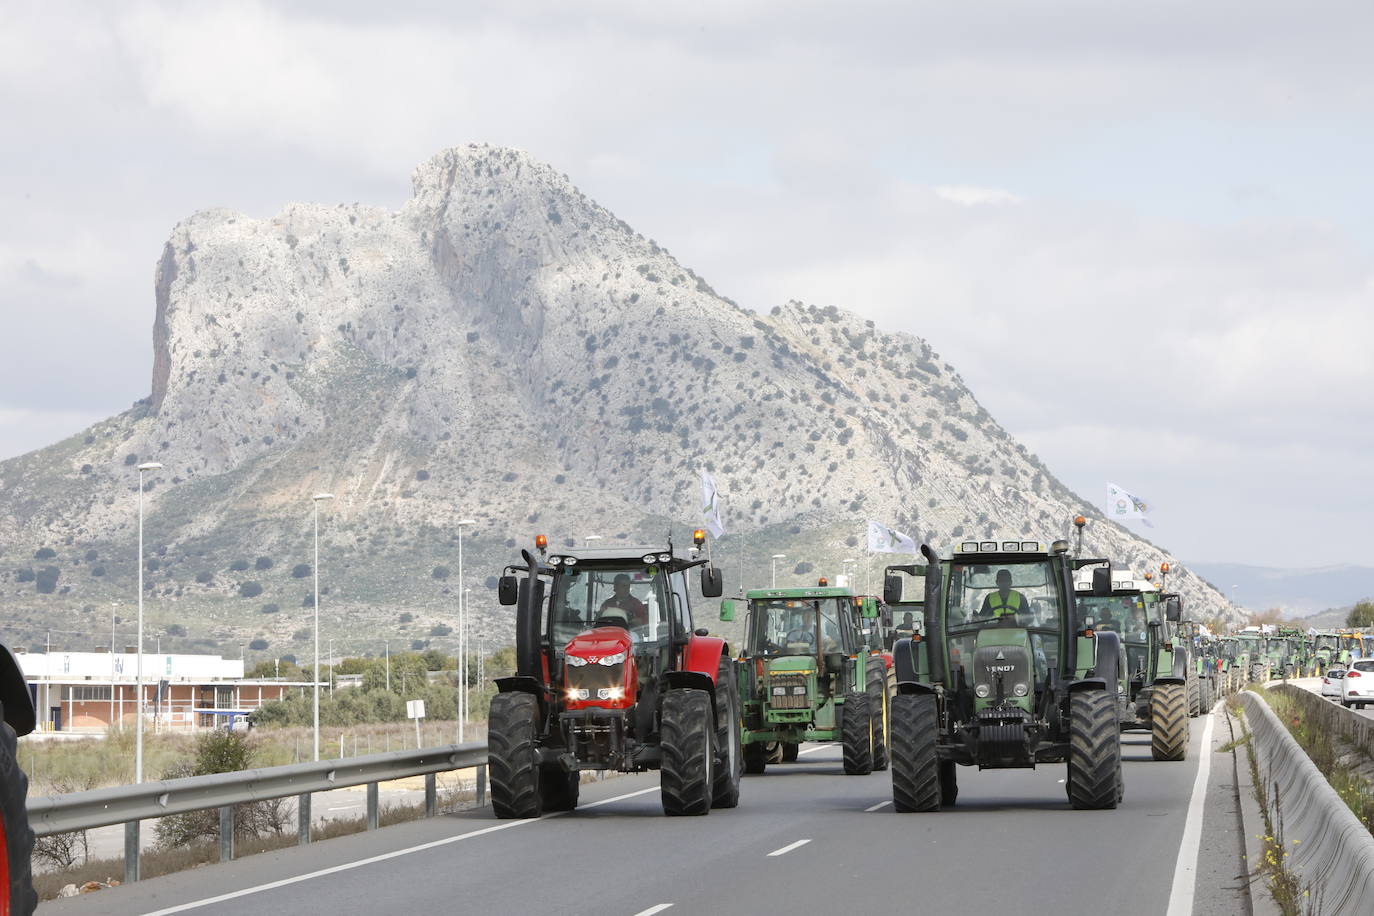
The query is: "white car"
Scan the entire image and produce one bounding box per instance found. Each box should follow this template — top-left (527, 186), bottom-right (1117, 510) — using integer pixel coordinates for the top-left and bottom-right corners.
top-left (1340, 659), bottom-right (1374, 708)
top-left (1321, 668), bottom-right (1345, 700)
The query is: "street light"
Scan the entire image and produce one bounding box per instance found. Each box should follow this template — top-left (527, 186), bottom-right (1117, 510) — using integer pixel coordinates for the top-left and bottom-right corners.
top-left (771, 554), bottom-right (786, 588)
top-left (311, 492), bottom-right (334, 762)
top-left (456, 518), bottom-right (476, 743)
top-left (135, 461), bottom-right (161, 784)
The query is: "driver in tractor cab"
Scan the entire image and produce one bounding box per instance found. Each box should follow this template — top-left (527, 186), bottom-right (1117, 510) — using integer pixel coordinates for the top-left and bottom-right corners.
top-left (976, 569), bottom-right (1029, 621)
top-left (599, 573), bottom-right (649, 628)
top-left (594, 605), bottom-right (632, 630)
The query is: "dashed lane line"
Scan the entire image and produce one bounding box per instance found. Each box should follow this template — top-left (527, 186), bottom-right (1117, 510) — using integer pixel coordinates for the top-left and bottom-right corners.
top-left (864, 800), bottom-right (891, 812)
top-left (142, 786), bottom-right (662, 915)
top-left (631, 905), bottom-right (673, 916)
top-left (767, 838), bottom-right (812, 857)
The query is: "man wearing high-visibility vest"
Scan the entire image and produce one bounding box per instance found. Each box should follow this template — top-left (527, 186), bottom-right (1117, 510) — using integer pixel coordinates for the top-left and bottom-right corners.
top-left (977, 569), bottom-right (1029, 620)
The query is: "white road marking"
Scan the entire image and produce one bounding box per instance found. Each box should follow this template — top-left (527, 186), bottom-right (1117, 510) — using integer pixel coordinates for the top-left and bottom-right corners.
top-left (797, 745), bottom-right (830, 756)
top-left (632, 905), bottom-right (674, 916)
top-left (142, 786), bottom-right (662, 915)
top-left (864, 800), bottom-right (891, 812)
top-left (768, 838), bottom-right (812, 857)
top-left (327, 805), bottom-right (361, 811)
top-left (1165, 709), bottom-right (1216, 916)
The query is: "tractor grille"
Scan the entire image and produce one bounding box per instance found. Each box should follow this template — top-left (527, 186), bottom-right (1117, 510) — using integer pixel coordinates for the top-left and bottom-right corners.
top-left (768, 674), bottom-right (810, 710)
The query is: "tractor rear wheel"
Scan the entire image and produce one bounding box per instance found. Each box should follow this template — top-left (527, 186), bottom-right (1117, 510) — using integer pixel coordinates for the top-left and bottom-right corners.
top-left (1186, 675), bottom-right (1200, 718)
top-left (1, 707), bottom-right (35, 916)
top-left (539, 765), bottom-right (580, 812)
top-left (1199, 678), bottom-right (1213, 714)
top-left (781, 742), bottom-right (799, 762)
top-left (712, 657), bottom-right (742, 808)
top-left (1067, 689), bottom-right (1121, 810)
top-left (744, 743), bottom-right (768, 774)
top-left (890, 693), bottom-right (940, 812)
top-left (841, 693), bottom-right (873, 775)
top-left (488, 692), bottom-right (543, 819)
top-left (938, 759), bottom-right (958, 807)
top-left (868, 667), bottom-right (889, 772)
top-left (661, 689), bottom-right (714, 816)
top-left (1150, 682), bottom-right (1188, 761)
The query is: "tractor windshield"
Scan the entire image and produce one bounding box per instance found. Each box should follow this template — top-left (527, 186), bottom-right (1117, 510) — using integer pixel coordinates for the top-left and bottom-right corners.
top-left (548, 566), bottom-right (675, 649)
top-left (945, 559), bottom-right (1063, 681)
top-left (748, 597), bottom-right (848, 656)
top-left (1315, 635), bottom-right (1338, 651)
top-left (1078, 594), bottom-right (1150, 642)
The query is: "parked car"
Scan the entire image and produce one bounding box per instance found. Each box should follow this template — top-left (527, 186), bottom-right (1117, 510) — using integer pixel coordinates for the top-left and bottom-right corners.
top-left (1340, 659), bottom-right (1374, 708)
top-left (1321, 668), bottom-right (1346, 700)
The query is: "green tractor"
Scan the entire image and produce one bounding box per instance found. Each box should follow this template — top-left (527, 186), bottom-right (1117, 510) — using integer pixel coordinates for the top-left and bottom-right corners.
top-left (1312, 632), bottom-right (1340, 674)
top-left (885, 538), bottom-right (1125, 811)
top-left (1176, 620), bottom-right (1220, 714)
top-left (1216, 636), bottom-right (1248, 694)
top-left (1236, 631), bottom-right (1271, 684)
top-left (720, 580), bottom-right (890, 775)
top-left (1076, 577), bottom-right (1192, 760)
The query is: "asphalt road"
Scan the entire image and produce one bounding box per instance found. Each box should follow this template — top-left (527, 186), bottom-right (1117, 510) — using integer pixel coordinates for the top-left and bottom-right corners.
top-left (39, 713), bottom-right (1243, 916)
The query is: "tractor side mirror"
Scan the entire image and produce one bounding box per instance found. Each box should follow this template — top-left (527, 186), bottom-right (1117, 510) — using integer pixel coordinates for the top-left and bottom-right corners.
top-left (861, 597), bottom-right (879, 619)
top-left (1165, 596), bottom-right (1182, 622)
top-left (719, 599), bottom-right (735, 622)
top-left (701, 565), bottom-right (724, 598)
top-left (883, 575), bottom-right (903, 605)
top-left (497, 575), bottom-right (519, 606)
top-left (1091, 566), bottom-right (1112, 597)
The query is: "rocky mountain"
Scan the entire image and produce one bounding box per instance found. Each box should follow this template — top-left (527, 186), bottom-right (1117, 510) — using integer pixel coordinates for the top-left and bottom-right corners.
top-left (0, 145), bottom-right (1242, 659)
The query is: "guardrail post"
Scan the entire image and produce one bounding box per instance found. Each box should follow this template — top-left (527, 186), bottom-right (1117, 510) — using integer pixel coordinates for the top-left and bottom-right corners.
top-left (123, 820), bottom-right (140, 884)
top-left (476, 765), bottom-right (487, 807)
top-left (366, 782), bottom-right (379, 830)
top-left (297, 792), bottom-right (311, 846)
top-left (219, 805), bottom-right (234, 863)
top-left (425, 772), bottom-right (436, 817)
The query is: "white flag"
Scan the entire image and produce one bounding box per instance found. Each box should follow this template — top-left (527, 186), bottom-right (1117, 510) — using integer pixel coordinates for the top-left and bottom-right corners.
top-left (1106, 482), bottom-right (1152, 527)
top-left (700, 469), bottom-right (725, 538)
top-left (867, 520), bottom-right (917, 554)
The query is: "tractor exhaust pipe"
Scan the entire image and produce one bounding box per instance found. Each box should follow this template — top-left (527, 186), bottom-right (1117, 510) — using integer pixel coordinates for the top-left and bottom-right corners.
top-left (920, 544), bottom-right (946, 687)
top-left (515, 549), bottom-right (543, 679)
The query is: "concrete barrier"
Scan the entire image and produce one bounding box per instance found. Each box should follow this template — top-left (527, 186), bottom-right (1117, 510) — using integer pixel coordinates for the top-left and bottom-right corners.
top-left (1241, 691), bottom-right (1374, 913)
top-left (1270, 682), bottom-right (1374, 751)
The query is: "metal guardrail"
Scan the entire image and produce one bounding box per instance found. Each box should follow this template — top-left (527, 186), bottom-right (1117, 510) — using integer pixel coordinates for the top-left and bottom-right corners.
top-left (27, 742), bottom-right (488, 884)
top-left (1241, 691), bottom-right (1374, 913)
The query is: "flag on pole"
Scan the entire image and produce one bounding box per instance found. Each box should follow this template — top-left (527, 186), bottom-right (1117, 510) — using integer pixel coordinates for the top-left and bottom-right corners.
top-left (1106, 482), bottom-right (1152, 527)
top-left (700, 469), bottom-right (725, 538)
top-left (867, 520), bottom-right (917, 554)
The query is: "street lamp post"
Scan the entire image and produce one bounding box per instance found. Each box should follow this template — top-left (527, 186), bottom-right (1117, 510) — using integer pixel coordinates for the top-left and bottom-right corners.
top-left (771, 554), bottom-right (786, 589)
top-left (455, 518), bottom-right (476, 743)
top-left (135, 461), bottom-right (161, 784)
top-left (311, 493), bottom-right (334, 762)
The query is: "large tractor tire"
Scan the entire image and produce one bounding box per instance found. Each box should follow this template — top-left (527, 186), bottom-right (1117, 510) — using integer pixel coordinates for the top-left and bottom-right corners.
top-left (539, 764), bottom-right (580, 812)
top-left (1, 710), bottom-right (35, 916)
top-left (1150, 682), bottom-right (1188, 761)
top-left (1186, 675), bottom-right (1200, 718)
top-left (841, 693), bottom-right (873, 775)
top-left (661, 689), bottom-right (714, 816)
top-left (1199, 677), bottom-right (1214, 714)
top-left (890, 693), bottom-right (940, 812)
top-left (744, 743), bottom-right (768, 774)
top-left (712, 658), bottom-right (742, 809)
top-left (488, 692), bottom-right (543, 819)
top-left (868, 667), bottom-right (890, 772)
top-left (781, 742), bottom-right (799, 762)
top-left (1066, 689), bottom-right (1121, 810)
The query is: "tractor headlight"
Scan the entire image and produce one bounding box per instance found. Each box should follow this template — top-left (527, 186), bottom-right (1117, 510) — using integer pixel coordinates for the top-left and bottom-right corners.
top-left (566, 688), bottom-right (590, 700)
top-left (642, 554), bottom-right (657, 564)
top-left (548, 556), bottom-right (563, 566)
top-left (657, 553), bottom-right (672, 563)
top-left (974, 684), bottom-right (991, 698)
top-left (597, 687), bottom-right (624, 700)
top-left (565, 655), bottom-right (590, 668)
top-left (597, 652), bottom-right (627, 666)
top-left (1013, 683), bottom-right (1029, 697)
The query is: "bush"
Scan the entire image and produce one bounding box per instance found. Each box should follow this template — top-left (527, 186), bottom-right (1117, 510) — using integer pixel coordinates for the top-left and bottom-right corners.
top-left (398, 612), bottom-right (413, 624)
top-left (230, 559), bottom-right (250, 572)
top-left (239, 581), bottom-right (263, 598)
top-left (431, 566), bottom-right (450, 580)
top-left (195, 571), bottom-right (214, 584)
top-left (90, 565), bottom-right (106, 577)
top-left (35, 566), bottom-right (60, 594)
top-left (84, 550), bottom-right (98, 562)
top-left (34, 547), bottom-right (56, 560)
top-left (155, 732), bottom-right (289, 849)
top-left (255, 556), bottom-right (273, 571)
top-left (792, 561), bottom-right (814, 576)
top-left (124, 454), bottom-right (138, 466)
top-left (410, 640), bottom-right (428, 651)
top-left (261, 603), bottom-right (280, 614)
top-left (15, 568), bottom-right (34, 583)
top-left (415, 469), bottom-right (430, 481)
top-left (292, 629), bottom-right (310, 641)
top-left (429, 624), bottom-right (452, 637)
top-left (291, 564), bottom-right (311, 579)
top-left (248, 638), bottom-right (269, 651)
top-left (166, 624), bottom-right (188, 637)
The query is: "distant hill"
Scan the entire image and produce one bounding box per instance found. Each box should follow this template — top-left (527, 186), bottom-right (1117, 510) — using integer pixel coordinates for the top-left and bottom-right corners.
top-left (1188, 562), bottom-right (1374, 617)
top-left (0, 144), bottom-right (1240, 659)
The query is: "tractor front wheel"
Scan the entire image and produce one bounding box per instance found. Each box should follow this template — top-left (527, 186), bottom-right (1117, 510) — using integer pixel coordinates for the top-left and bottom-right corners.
top-left (841, 693), bottom-right (873, 775)
top-left (1186, 675), bottom-right (1200, 718)
top-left (890, 693), bottom-right (940, 812)
top-left (488, 692), bottom-right (543, 819)
top-left (1199, 678), bottom-right (1214, 714)
top-left (712, 657), bottom-right (742, 809)
top-left (661, 689), bottom-right (714, 816)
top-left (781, 742), bottom-right (799, 762)
top-left (1150, 682), bottom-right (1188, 761)
top-left (1067, 689), bottom-right (1121, 810)
top-left (744, 742), bottom-right (768, 774)
top-left (868, 668), bottom-right (890, 772)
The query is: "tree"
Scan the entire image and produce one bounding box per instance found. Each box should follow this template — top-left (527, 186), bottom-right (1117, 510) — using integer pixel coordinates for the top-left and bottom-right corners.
top-left (33, 547), bottom-right (56, 560)
top-left (291, 564), bottom-right (311, 579)
top-left (166, 624), bottom-right (188, 637)
top-left (1347, 600), bottom-right (1374, 629)
top-left (255, 556), bottom-right (274, 571)
top-left (238, 581), bottom-right (263, 598)
top-left (431, 566), bottom-right (450, 579)
top-left (230, 559), bottom-right (250, 572)
top-left (248, 638), bottom-right (269, 651)
top-left (1248, 607), bottom-right (1298, 627)
top-left (35, 566), bottom-right (60, 594)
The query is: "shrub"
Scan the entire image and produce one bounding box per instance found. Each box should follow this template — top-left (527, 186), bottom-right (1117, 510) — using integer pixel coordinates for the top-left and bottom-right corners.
top-left (398, 612), bottom-right (413, 624)
top-left (35, 566), bottom-right (60, 594)
top-left (84, 550), bottom-right (98, 562)
top-left (261, 603), bottom-right (280, 614)
top-left (195, 571), bottom-right (214, 584)
top-left (415, 469), bottom-right (430, 481)
top-left (429, 624), bottom-right (452, 637)
top-left (238, 581), bottom-right (263, 598)
top-left (255, 556), bottom-right (273, 571)
top-left (291, 564), bottom-right (311, 579)
top-left (146, 558), bottom-right (161, 572)
top-left (155, 732), bottom-right (288, 849)
top-left (248, 638), bottom-right (269, 651)
top-left (792, 561), bottom-right (814, 576)
top-left (230, 559), bottom-right (250, 572)
top-left (292, 629), bottom-right (310, 642)
top-left (34, 547), bottom-right (56, 560)
top-left (90, 565), bottom-right (106, 577)
top-left (410, 640), bottom-right (428, 651)
top-left (124, 454), bottom-right (138, 466)
top-left (166, 624), bottom-right (187, 637)
top-left (431, 566), bottom-right (450, 580)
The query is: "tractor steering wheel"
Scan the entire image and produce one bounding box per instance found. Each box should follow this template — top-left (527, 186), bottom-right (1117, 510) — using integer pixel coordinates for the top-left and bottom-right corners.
top-left (784, 628), bottom-right (815, 646)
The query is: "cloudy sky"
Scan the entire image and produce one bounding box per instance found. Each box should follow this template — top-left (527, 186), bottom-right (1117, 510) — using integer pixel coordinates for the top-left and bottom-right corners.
top-left (3, 1), bottom-right (1371, 568)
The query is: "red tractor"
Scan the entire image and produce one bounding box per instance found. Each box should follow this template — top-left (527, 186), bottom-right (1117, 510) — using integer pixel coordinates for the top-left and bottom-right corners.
top-left (488, 531), bottom-right (741, 817)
